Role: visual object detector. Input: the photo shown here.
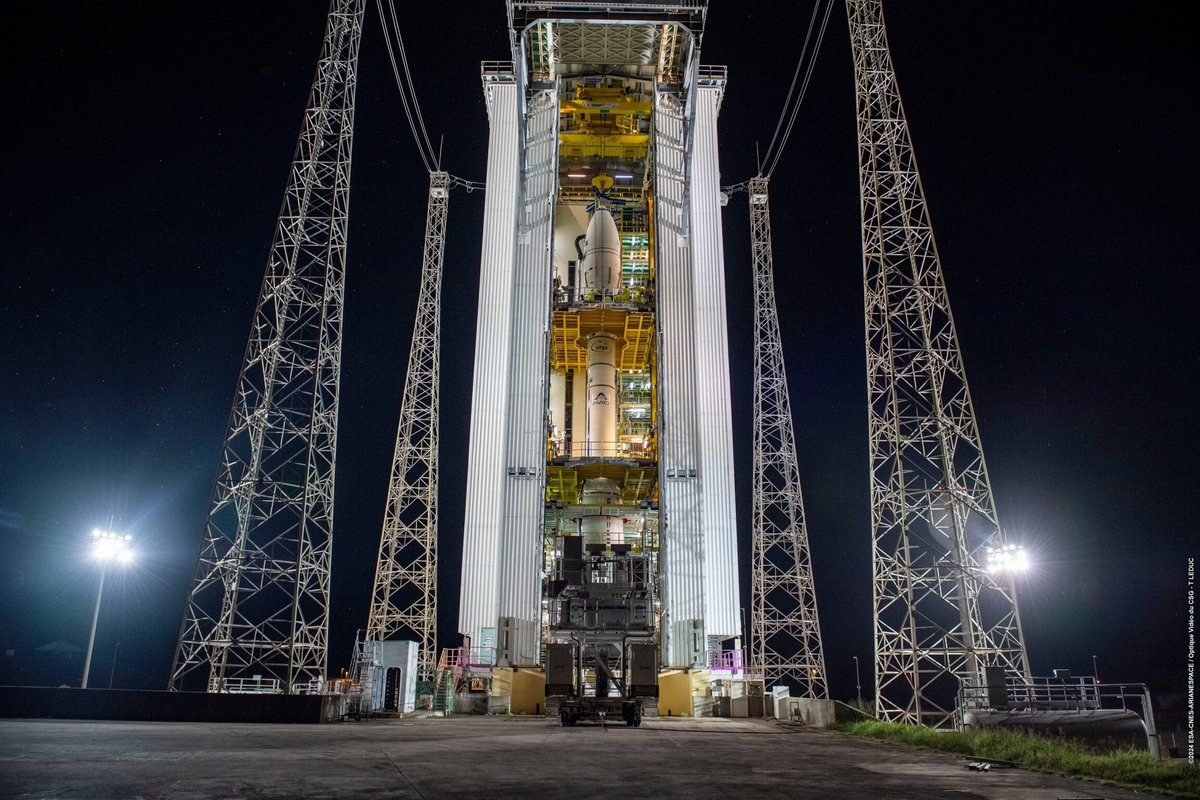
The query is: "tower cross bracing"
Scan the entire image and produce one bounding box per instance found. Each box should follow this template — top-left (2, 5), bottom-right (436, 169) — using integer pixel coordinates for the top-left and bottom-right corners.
top-left (747, 176), bottom-right (828, 699)
top-left (364, 170), bottom-right (449, 684)
top-left (171, 0), bottom-right (365, 694)
top-left (847, 0), bottom-right (1030, 726)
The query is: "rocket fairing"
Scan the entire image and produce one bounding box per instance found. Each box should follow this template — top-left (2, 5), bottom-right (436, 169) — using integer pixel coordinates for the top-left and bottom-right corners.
top-left (583, 204), bottom-right (621, 458)
top-left (582, 206), bottom-right (620, 294)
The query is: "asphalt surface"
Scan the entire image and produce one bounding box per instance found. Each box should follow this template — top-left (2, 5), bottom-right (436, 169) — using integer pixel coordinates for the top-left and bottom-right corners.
top-left (0, 716), bottom-right (1156, 799)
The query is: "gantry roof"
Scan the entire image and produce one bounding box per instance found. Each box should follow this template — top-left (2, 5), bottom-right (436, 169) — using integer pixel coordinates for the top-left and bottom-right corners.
top-left (508, 2), bottom-right (706, 33)
top-left (507, 1), bottom-right (707, 83)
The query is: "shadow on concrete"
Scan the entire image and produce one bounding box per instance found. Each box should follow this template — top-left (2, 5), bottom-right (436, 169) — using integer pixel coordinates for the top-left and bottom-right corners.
top-left (0, 686), bottom-right (344, 723)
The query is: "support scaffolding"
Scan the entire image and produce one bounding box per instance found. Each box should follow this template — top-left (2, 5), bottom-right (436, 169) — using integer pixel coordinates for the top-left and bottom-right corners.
top-left (171, 0), bottom-right (365, 693)
top-left (747, 176), bottom-right (828, 699)
top-left (847, 0), bottom-right (1030, 726)
top-left (363, 170), bottom-right (449, 690)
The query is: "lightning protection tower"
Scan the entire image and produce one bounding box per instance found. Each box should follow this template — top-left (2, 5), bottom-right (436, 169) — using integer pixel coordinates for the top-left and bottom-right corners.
top-left (171, 0), bottom-right (365, 694)
top-left (747, 176), bottom-right (828, 698)
top-left (847, 0), bottom-right (1030, 726)
top-left (362, 170), bottom-right (449, 694)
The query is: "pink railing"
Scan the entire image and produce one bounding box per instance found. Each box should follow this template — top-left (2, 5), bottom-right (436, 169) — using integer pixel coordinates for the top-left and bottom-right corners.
top-left (708, 649), bottom-right (746, 674)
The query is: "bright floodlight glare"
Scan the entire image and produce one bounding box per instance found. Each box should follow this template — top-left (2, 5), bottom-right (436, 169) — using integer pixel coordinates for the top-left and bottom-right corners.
top-left (986, 542), bottom-right (1029, 574)
top-left (90, 529), bottom-right (133, 562)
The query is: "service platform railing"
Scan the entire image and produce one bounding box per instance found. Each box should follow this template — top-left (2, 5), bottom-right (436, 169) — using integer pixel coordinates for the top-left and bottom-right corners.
top-left (480, 61), bottom-right (516, 82)
top-left (437, 645), bottom-right (497, 672)
top-left (553, 286), bottom-right (653, 308)
top-left (707, 648), bottom-right (747, 674)
top-left (209, 675), bottom-right (281, 694)
top-left (206, 675), bottom-right (339, 695)
top-left (957, 674), bottom-right (1159, 758)
top-left (548, 439), bottom-right (656, 461)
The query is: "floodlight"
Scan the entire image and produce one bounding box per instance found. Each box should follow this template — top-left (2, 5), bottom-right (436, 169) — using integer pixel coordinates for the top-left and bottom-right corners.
top-left (82, 529), bottom-right (134, 688)
top-left (90, 529), bottom-right (133, 562)
top-left (986, 543), bottom-right (1029, 574)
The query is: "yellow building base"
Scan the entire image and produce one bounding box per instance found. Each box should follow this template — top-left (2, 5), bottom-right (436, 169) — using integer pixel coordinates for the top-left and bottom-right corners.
top-left (657, 669), bottom-right (712, 717)
top-left (490, 668), bottom-right (547, 715)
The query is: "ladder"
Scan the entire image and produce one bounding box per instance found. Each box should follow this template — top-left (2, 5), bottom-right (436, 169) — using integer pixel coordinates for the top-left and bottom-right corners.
top-left (433, 647), bottom-right (462, 714)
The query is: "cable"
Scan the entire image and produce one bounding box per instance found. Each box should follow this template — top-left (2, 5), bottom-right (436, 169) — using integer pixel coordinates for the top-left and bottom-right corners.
top-left (387, 0), bottom-right (439, 168)
top-left (375, 0), bottom-right (485, 189)
top-left (374, 0), bottom-right (436, 173)
top-left (448, 175), bottom-right (485, 193)
top-left (765, 0), bottom-right (833, 178)
top-left (760, 0), bottom-right (822, 174)
top-left (755, 0), bottom-right (835, 180)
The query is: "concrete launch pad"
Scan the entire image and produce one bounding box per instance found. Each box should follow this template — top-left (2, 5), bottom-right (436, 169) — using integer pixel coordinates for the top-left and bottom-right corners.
top-left (0, 716), bottom-right (1149, 799)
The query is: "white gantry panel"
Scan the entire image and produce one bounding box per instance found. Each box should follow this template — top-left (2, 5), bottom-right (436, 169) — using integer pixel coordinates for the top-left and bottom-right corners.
top-left (497, 87), bottom-right (559, 666)
top-left (688, 76), bottom-right (740, 640)
top-left (459, 72), bottom-right (521, 649)
top-left (653, 87), bottom-right (705, 668)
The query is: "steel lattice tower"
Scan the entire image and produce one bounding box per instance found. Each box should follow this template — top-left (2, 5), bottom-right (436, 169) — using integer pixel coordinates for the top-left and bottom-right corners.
top-left (171, 0), bottom-right (365, 694)
top-left (364, 170), bottom-right (448, 683)
top-left (847, 0), bottom-right (1030, 726)
top-left (747, 176), bottom-right (828, 699)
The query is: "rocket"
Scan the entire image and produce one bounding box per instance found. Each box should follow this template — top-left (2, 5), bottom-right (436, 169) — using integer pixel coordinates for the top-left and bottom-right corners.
top-left (581, 204), bottom-right (621, 460)
top-left (580, 203), bottom-right (624, 545)
top-left (581, 205), bottom-right (620, 294)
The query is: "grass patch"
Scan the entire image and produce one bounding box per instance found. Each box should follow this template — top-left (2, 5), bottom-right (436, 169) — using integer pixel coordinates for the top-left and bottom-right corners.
top-left (831, 720), bottom-right (1200, 799)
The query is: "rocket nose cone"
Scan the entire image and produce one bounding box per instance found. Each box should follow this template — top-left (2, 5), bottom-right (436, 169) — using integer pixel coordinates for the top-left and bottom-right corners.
top-left (586, 206), bottom-right (619, 244)
top-left (587, 205), bottom-right (610, 226)
top-left (582, 206), bottom-right (621, 293)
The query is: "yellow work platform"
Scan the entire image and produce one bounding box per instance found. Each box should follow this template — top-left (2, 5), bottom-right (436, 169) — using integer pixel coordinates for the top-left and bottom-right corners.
top-left (558, 132), bottom-right (649, 160)
top-left (545, 463), bottom-right (658, 505)
top-left (550, 308), bottom-right (654, 371)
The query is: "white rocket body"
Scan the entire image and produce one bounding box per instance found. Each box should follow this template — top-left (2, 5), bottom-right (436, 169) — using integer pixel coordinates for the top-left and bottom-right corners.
top-left (579, 477), bottom-right (623, 547)
top-left (581, 206), bottom-right (622, 458)
top-left (581, 206), bottom-right (620, 293)
top-left (585, 333), bottom-right (618, 457)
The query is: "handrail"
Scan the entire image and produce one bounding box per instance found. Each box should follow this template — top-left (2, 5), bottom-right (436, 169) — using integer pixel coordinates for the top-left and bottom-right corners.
top-left (957, 674), bottom-right (1159, 759)
top-left (548, 439), bottom-right (655, 461)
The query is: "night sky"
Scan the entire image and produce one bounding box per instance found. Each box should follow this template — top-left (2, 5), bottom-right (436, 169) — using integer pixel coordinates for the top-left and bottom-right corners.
top-left (2, 2), bottom-right (1194, 702)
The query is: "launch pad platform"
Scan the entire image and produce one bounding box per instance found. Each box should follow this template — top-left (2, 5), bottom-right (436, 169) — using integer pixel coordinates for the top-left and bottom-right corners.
top-left (0, 716), bottom-right (1151, 799)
